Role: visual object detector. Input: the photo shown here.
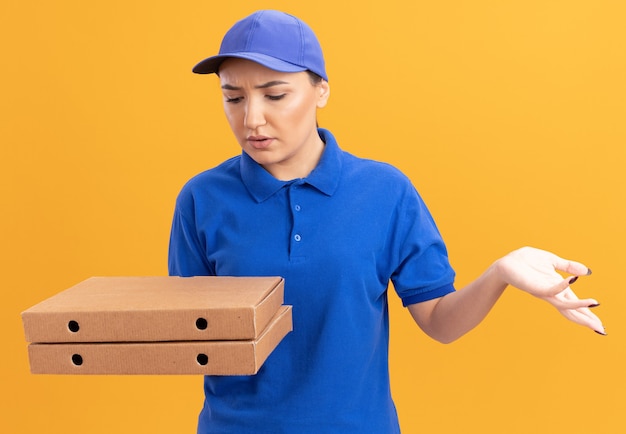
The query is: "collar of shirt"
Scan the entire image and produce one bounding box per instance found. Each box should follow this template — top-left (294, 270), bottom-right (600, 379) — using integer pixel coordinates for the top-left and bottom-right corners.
top-left (240, 128), bottom-right (343, 203)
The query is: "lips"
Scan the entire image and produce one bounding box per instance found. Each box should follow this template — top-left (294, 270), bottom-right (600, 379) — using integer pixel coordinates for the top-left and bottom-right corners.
top-left (247, 135), bottom-right (274, 149)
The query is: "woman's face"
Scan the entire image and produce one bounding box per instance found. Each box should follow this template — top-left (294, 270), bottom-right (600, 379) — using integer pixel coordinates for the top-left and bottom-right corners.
top-left (218, 58), bottom-right (330, 180)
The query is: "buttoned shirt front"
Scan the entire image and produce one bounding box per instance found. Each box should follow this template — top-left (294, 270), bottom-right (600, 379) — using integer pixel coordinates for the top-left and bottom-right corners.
top-left (169, 128), bottom-right (455, 433)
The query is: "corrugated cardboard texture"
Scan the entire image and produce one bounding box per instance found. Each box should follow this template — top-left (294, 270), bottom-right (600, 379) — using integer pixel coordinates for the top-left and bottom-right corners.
top-left (27, 306), bottom-right (292, 375)
top-left (22, 276), bottom-right (284, 343)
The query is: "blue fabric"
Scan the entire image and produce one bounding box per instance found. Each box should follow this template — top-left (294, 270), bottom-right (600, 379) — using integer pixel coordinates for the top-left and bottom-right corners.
top-left (192, 10), bottom-right (328, 81)
top-left (168, 129), bottom-right (456, 433)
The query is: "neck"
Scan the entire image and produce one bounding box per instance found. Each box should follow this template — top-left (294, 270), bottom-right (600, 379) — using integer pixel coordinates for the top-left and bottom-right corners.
top-left (263, 135), bottom-right (325, 181)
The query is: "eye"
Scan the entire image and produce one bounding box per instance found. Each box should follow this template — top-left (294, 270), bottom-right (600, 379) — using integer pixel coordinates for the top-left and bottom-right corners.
top-left (266, 94), bottom-right (286, 101)
top-left (225, 96), bottom-right (243, 104)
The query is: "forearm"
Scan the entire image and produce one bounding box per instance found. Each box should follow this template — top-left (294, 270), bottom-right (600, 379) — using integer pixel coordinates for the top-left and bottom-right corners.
top-left (409, 261), bottom-right (508, 343)
top-left (408, 247), bottom-right (603, 341)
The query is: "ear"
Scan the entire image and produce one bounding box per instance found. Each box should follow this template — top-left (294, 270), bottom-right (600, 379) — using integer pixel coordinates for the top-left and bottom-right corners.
top-left (316, 80), bottom-right (330, 108)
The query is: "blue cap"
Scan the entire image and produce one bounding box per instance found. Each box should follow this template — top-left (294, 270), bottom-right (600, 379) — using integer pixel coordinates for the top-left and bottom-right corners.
top-left (192, 10), bottom-right (328, 81)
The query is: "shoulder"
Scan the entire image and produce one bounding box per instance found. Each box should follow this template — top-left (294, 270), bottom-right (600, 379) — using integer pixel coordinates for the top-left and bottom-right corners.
top-left (174, 155), bottom-right (243, 208)
top-left (321, 128), bottom-right (413, 190)
top-left (341, 151), bottom-right (416, 194)
top-left (180, 156), bottom-right (241, 190)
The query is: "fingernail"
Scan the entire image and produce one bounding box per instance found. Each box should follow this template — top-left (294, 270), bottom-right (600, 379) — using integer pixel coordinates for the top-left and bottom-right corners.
top-left (594, 329), bottom-right (607, 336)
top-left (586, 268), bottom-right (593, 275)
top-left (588, 303), bottom-right (600, 308)
top-left (569, 276), bottom-right (579, 285)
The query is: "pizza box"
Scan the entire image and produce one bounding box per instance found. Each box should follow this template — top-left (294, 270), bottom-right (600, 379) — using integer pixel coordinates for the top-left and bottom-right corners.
top-left (27, 306), bottom-right (292, 375)
top-left (22, 276), bottom-right (285, 343)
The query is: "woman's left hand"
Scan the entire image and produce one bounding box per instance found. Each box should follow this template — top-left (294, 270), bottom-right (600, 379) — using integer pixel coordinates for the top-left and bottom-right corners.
top-left (495, 247), bottom-right (605, 335)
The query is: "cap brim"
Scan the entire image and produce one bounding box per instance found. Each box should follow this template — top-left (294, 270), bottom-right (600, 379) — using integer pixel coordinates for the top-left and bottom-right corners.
top-left (192, 52), bottom-right (308, 75)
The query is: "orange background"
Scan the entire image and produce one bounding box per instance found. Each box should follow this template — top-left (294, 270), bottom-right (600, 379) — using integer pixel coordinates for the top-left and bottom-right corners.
top-left (1, 1), bottom-right (624, 433)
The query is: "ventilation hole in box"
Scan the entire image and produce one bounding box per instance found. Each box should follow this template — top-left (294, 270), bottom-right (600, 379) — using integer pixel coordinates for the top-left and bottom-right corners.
top-left (68, 320), bottom-right (80, 333)
top-left (71, 354), bottom-right (83, 366)
top-left (195, 318), bottom-right (208, 330)
top-left (197, 354), bottom-right (208, 366)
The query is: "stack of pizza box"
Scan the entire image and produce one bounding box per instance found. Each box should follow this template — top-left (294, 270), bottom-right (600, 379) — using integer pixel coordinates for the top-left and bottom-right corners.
top-left (21, 276), bottom-right (292, 375)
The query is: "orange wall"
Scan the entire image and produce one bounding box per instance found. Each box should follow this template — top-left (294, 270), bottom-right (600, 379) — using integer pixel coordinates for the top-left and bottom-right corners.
top-left (2, 1), bottom-right (624, 433)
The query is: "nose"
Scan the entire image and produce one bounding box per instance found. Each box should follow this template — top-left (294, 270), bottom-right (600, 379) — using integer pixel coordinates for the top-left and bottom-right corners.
top-left (244, 97), bottom-right (266, 130)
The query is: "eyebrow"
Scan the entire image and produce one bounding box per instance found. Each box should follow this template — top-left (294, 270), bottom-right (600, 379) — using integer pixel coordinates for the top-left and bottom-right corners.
top-left (221, 80), bottom-right (289, 90)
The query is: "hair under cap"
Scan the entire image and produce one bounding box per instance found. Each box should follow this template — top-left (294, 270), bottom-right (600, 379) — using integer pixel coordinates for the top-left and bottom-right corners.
top-left (192, 10), bottom-right (328, 81)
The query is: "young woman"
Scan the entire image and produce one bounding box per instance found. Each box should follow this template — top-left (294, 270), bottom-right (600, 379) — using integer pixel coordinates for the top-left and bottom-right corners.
top-left (168, 10), bottom-right (604, 433)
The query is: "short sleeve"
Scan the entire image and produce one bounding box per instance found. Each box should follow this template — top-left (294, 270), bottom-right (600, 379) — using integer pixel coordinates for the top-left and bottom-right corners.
top-left (389, 183), bottom-right (456, 306)
top-left (168, 191), bottom-right (215, 277)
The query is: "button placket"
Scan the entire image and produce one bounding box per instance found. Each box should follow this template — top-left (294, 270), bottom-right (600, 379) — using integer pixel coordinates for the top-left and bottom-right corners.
top-left (288, 183), bottom-right (305, 258)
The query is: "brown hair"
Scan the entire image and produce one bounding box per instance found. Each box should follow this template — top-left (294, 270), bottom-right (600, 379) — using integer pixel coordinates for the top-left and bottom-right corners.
top-left (306, 70), bottom-right (323, 85)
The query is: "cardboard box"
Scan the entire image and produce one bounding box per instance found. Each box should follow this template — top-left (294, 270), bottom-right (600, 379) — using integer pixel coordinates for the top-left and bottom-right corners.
top-left (27, 306), bottom-right (292, 375)
top-left (22, 276), bottom-right (285, 343)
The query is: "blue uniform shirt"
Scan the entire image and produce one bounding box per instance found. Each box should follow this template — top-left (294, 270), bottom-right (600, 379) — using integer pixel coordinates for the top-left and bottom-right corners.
top-left (169, 129), bottom-right (456, 433)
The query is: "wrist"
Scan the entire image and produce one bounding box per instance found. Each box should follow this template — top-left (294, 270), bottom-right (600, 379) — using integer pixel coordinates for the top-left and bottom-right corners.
top-left (488, 257), bottom-right (510, 291)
